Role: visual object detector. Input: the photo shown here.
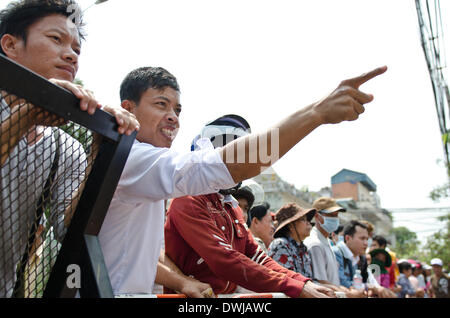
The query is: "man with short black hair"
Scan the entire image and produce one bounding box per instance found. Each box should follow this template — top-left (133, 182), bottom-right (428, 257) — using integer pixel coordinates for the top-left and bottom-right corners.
top-left (397, 261), bottom-right (418, 298)
top-left (370, 235), bottom-right (387, 250)
top-left (103, 62), bottom-right (387, 296)
top-left (333, 220), bottom-right (368, 289)
top-left (0, 0), bottom-right (139, 297)
top-left (334, 221), bottom-right (397, 298)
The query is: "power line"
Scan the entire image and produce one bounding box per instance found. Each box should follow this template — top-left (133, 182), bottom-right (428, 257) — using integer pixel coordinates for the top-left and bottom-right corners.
top-left (415, 0), bottom-right (450, 167)
top-left (388, 207), bottom-right (450, 213)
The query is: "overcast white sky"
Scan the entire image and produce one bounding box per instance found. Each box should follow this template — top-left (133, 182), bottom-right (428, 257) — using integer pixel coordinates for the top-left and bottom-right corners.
top-left (3, 0), bottom-right (450, 241)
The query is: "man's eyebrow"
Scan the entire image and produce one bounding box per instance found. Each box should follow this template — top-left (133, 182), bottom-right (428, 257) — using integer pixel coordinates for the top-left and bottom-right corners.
top-left (154, 96), bottom-right (182, 108)
top-left (47, 27), bottom-right (81, 46)
top-left (154, 96), bottom-right (170, 102)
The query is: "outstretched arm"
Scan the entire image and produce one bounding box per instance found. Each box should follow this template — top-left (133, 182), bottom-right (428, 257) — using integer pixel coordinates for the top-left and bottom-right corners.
top-left (221, 66), bottom-right (387, 182)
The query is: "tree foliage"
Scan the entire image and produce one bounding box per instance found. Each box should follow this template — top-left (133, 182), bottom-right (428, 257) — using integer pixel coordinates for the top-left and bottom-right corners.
top-left (420, 213), bottom-right (450, 268)
top-left (392, 226), bottom-right (420, 259)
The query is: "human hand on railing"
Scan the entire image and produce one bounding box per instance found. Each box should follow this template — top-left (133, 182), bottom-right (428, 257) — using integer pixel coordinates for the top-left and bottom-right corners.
top-left (368, 285), bottom-right (397, 298)
top-left (49, 79), bottom-right (100, 115)
top-left (49, 79), bottom-right (140, 135)
top-left (345, 288), bottom-right (367, 298)
top-left (101, 105), bottom-right (140, 136)
top-left (179, 278), bottom-right (215, 298)
top-left (299, 281), bottom-right (336, 298)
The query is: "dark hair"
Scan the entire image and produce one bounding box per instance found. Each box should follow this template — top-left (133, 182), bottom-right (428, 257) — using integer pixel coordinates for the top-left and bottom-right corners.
top-left (247, 202), bottom-right (270, 227)
top-left (398, 261), bottom-right (412, 273)
top-left (0, 0), bottom-right (85, 55)
top-left (343, 220), bottom-right (368, 242)
top-left (120, 66), bottom-right (180, 104)
top-left (334, 225), bottom-right (344, 235)
top-left (373, 235), bottom-right (387, 248)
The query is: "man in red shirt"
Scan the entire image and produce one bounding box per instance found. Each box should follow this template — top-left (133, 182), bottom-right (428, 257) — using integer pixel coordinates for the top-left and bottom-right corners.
top-left (164, 115), bottom-right (334, 298)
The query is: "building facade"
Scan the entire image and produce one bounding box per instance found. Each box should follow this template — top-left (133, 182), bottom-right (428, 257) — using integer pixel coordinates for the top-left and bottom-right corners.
top-left (251, 168), bottom-right (394, 244)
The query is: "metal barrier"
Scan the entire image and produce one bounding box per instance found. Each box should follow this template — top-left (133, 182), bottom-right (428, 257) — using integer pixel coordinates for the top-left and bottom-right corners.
top-left (0, 53), bottom-right (136, 298)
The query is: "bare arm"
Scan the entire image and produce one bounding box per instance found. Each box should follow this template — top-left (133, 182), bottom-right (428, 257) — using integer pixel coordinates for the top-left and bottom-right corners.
top-left (1, 79), bottom-right (139, 166)
top-left (156, 251), bottom-right (214, 298)
top-left (221, 66), bottom-right (387, 182)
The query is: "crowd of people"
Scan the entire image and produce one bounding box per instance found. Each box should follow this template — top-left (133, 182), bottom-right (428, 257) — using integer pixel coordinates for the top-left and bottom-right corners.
top-left (234, 194), bottom-right (449, 298)
top-left (1, 0), bottom-right (447, 299)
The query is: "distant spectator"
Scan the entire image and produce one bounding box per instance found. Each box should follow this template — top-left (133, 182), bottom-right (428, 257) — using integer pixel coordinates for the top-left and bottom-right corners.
top-left (233, 186), bottom-right (255, 224)
top-left (371, 234), bottom-right (399, 289)
top-left (304, 197), bottom-right (355, 295)
top-left (397, 261), bottom-right (419, 298)
top-left (360, 220), bottom-right (374, 251)
top-left (268, 203), bottom-right (316, 278)
top-left (411, 263), bottom-right (427, 297)
top-left (423, 264), bottom-right (433, 294)
top-left (430, 258), bottom-right (449, 298)
top-left (247, 202), bottom-right (273, 253)
top-left (330, 225), bottom-right (344, 247)
top-left (332, 220), bottom-right (396, 297)
top-left (332, 220), bottom-right (369, 289)
top-left (369, 248), bottom-right (392, 289)
top-left (370, 235), bottom-right (387, 251)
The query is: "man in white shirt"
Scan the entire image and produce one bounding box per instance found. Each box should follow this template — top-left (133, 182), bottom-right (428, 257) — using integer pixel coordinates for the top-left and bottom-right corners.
top-left (99, 64), bottom-right (387, 296)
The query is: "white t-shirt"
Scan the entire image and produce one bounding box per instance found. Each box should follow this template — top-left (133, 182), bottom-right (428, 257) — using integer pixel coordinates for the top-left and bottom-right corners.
top-left (98, 138), bottom-right (236, 295)
top-left (0, 98), bottom-right (86, 297)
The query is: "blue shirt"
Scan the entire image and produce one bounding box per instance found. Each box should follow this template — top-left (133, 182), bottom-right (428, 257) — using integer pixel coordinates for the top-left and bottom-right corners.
top-left (397, 274), bottom-right (416, 298)
top-left (332, 242), bottom-right (356, 288)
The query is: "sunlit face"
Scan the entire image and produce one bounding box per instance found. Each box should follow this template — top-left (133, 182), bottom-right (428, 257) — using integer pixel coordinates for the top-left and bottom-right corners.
top-left (252, 212), bottom-right (274, 248)
top-left (432, 265), bottom-right (443, 276)
top-left (370, 240), bottom-right (381, 251)
top-left (2, 14), bottom-right (81, 81)
top-left (237, 198), bottom-right (249, 223)
top-left (291, 217), bottom-right (313, 241)
top-left (346, 225), bottom-right (369, 256)
top-left (130, 87), bottom-right (181, 148)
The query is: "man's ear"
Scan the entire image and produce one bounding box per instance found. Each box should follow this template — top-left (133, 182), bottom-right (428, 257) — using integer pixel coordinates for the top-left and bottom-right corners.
top-left (1, 34), bottom-right (21, 58)
top-left (344, 234), bottom-right (350, 243)
top-left (121, 100), bottom-right (136, 113)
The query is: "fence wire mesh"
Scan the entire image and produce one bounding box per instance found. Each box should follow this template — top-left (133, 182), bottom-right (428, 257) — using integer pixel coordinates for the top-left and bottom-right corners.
top-left (0, 89), bottom-right (97, 297)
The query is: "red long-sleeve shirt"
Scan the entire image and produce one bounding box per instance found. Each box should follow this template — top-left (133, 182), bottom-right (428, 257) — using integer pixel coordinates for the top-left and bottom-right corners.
top-left (164, 193), bottom-right (310, 297)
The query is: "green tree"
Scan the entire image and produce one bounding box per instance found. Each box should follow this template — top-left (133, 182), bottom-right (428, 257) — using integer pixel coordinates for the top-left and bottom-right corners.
top-left (421, 213), bottom-right (450, 269)
top-left (392, 226), bottom-right (420, 259)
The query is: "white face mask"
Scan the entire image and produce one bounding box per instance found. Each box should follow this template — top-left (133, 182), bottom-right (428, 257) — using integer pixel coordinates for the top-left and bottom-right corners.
top-left (320, 216), bottom-right (340, 234)
top-left (367, 237), bottom-right (373, 248)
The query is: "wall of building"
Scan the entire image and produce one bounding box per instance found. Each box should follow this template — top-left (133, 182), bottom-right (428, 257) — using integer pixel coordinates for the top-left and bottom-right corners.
top-left (332, 182), bottom-right (358, 201)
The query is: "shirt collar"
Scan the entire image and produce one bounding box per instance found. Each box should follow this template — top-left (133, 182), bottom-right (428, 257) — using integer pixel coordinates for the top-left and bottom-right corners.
top-left (312, 226), bottom-right (330, 245)
top-left (338, 241), bottom-right (360, 265)
top-left (218, 192), bottom-right (239, 208)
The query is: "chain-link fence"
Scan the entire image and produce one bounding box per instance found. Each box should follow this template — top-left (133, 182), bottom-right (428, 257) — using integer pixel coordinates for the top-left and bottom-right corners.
top-left (0, 54), bottom-right (135, 298)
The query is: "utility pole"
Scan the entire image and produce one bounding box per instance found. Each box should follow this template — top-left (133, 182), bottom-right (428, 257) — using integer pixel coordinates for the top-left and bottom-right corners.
top-left (415, 0), bottom-right (450, 174)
